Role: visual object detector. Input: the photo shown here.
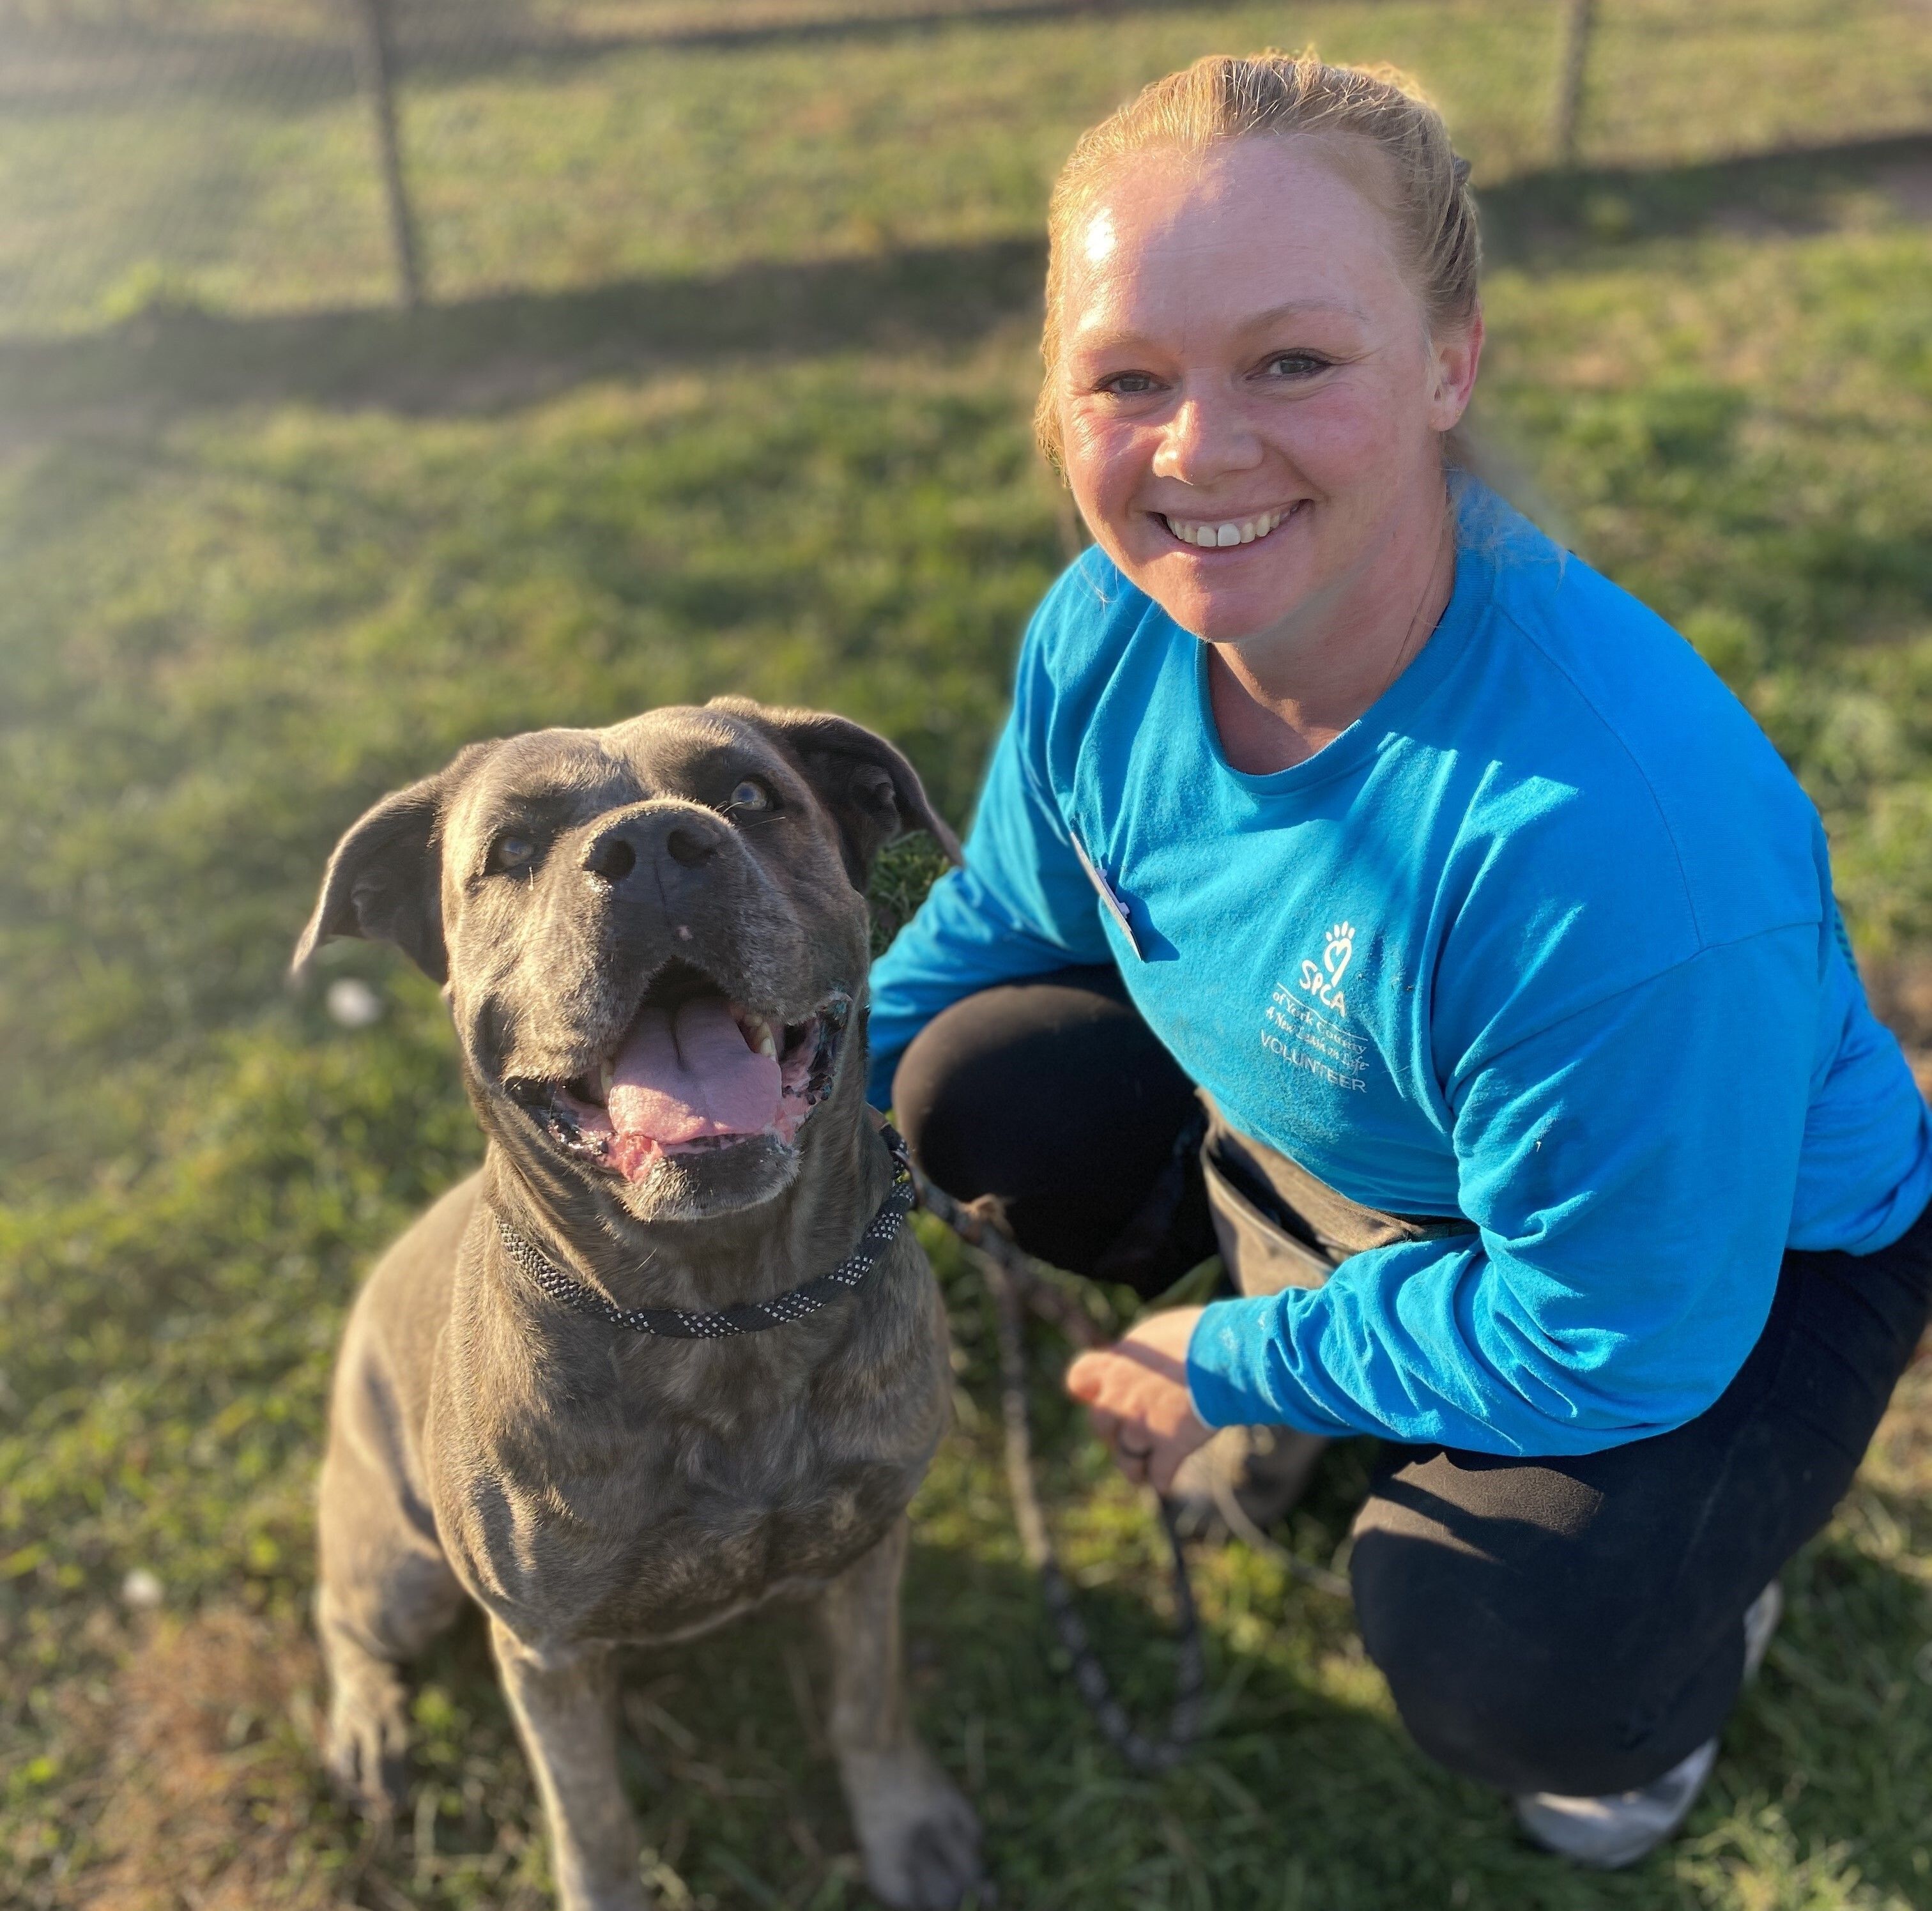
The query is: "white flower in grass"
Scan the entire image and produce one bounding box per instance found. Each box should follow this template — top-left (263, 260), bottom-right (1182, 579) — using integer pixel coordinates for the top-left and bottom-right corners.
top-left (326, 978), bottom-right (383, 1029)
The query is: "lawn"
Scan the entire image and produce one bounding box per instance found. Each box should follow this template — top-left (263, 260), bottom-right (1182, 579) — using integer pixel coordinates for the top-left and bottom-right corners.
top-left (3, 3), bottom-right (1931, 1907)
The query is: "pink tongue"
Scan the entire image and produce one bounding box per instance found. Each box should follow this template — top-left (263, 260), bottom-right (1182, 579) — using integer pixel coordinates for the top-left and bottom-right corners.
top-left (606, 995), bottom-right (781, 1149)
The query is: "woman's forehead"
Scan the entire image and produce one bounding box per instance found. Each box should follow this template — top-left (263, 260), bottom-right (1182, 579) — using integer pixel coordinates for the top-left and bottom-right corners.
top-left (1062, 137), bottom-right (1409, 341)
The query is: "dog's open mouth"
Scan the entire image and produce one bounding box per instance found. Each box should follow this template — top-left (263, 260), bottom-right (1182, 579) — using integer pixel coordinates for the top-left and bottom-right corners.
top-left (511, 962), bottom-right (850, 1185)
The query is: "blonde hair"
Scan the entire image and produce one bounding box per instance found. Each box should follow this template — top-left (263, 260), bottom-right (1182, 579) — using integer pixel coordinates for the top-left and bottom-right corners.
top-left (1036, 50), bottom-right (1482, 464)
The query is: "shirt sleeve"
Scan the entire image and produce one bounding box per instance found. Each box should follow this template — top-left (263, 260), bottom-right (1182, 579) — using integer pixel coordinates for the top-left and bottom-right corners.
top-left (866, 623), bottom-right (1114, 1105)
top-left (1185, 924), bottom-right (1818, 1455)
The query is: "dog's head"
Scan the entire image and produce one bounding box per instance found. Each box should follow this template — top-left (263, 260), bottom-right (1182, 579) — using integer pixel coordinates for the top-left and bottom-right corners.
top-left (293, 699), bottom-right (957, 1221)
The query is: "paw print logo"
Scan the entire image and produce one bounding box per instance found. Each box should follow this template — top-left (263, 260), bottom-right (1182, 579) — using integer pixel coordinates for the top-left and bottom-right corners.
top-left (1322, 921), bottom-right (1355, 985)
top-left (1297, 919), bottom-right (1360, 1017)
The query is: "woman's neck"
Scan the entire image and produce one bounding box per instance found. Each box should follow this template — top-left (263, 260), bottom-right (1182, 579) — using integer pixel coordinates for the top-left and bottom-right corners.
top-left (1207, 481), bottom-right (1457, 776)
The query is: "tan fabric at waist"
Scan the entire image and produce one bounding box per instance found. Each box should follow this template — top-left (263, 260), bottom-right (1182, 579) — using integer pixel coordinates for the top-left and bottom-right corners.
top-left (1197, 1091), bottom-right (1475, 1298)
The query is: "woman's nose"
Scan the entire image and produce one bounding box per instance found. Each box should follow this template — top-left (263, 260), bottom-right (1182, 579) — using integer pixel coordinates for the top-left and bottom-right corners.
top-left (1151, 392), bottom-right (1263, 486)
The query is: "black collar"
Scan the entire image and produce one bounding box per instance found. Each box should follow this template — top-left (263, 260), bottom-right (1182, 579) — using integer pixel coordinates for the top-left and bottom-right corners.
top-left (491, 1123), bottom-right (915, 1339)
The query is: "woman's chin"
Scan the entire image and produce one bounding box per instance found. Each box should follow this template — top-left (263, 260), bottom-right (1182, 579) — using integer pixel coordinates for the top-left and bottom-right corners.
top-left (1090, 514), bottom-right (1326, 643)
top-left (1135, 563), bottom-right (1312, 647)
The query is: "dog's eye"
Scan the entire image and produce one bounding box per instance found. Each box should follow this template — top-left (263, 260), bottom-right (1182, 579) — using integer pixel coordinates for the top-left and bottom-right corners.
top-left (489, 833), bottom-right (537, 873)
top-left (726, 779), bottom-right (772, 815)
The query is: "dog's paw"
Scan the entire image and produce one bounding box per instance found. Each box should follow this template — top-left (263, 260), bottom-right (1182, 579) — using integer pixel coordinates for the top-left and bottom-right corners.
top-left (323, 1678), bottom-right (411, 1821)
top-left (844, 1749), bottom-right (985, 1910)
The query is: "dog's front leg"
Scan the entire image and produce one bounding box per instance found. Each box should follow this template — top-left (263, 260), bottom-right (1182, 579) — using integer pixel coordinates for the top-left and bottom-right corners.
top-left (489, 1620), bottom-right (647, 1911)
top-left (820, 1517), bottom-right (983, 1910)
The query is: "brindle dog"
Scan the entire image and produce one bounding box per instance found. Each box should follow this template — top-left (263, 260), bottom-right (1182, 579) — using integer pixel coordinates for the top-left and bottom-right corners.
top-left (295, 700), bottom-right (981, 1911)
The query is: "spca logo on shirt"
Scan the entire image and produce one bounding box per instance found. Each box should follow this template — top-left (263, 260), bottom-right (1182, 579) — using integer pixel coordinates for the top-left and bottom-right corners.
top-left (1262, 920), bottom-right (1371, 1093)
top-left (1298, 921), bottom-right (1354, 1018)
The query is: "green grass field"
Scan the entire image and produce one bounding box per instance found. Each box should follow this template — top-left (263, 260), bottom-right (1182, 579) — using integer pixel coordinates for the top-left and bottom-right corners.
top-left (4, 3), bottom-right (1932, 1907)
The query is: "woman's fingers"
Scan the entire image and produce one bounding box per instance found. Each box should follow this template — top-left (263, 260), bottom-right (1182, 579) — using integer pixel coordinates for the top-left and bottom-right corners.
top-left (1060, 1308), bottom-right (1218, 1488)
top-left (1065, 1350), bottom-right (1105, 1402)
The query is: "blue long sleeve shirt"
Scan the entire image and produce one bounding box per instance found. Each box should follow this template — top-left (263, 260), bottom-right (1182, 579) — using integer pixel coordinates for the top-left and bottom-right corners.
top-left (868, 486), bottom-right (1932, 1456)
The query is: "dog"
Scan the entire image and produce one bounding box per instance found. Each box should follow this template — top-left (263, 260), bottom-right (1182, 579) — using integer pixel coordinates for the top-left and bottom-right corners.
top-left (294, 699), bottom-right (981, 1911)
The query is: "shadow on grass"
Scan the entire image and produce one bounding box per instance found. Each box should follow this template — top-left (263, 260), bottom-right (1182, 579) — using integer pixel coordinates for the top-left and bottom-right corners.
top-left (2, 130), bottom-right (1926, 438)
top-left (1483, 130), bottom-right (1932, 266)
top-left (0, 235), bottom-right (1048, 431)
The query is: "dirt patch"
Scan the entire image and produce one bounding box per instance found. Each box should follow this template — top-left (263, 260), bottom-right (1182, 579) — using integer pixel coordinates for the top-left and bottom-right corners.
top-left (69, 1607), bottom-right (356, 1911)
top-left (1866, 956), bottom-right (1932, 1098)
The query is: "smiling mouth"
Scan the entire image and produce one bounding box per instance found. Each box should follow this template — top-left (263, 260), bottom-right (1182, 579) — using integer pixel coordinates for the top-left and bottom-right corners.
top-left (509, 961), bottom-right (850, 1185)
top-left (1160, 503), bottom-right (1300, 549)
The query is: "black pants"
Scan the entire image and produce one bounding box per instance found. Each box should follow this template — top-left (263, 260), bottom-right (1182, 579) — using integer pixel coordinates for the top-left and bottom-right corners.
top-left (895, 967), bottom-right (1932, 1795)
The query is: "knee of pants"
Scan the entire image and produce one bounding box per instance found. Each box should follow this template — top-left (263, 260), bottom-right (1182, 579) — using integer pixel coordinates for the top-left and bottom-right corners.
top-left (890, 968), bottom-right (1183, 1204)
top-left (891, 973), bottom-right (1208, 1282)
top-left (1350, 1524), bottom-right (1719, 1797)
top-left (891, 1009), bottom-right (1011, 1203)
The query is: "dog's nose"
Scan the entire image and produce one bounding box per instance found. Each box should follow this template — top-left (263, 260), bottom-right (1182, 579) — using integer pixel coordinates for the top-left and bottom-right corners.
top-left (665, 824), bottom-right (717, 868)
top-left (583, 833), bottom-right (638, 882)
top-left (581, 807), bottom-right (726, 887)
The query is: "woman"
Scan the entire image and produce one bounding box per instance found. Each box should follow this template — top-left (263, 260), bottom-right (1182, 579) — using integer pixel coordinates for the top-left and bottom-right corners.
top-left (866, 52), bottom-right (1932, 1866)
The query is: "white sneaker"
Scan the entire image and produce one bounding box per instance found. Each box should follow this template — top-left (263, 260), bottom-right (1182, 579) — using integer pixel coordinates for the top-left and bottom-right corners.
top-left (1514, 1579), bottom-right (1782, 1869)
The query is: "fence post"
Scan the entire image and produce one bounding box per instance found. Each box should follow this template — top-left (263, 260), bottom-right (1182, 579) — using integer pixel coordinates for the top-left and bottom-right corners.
top-left (348, 0), bottom-right (424, 307)
top-left (1552, 0), bottom-right (1595, 167)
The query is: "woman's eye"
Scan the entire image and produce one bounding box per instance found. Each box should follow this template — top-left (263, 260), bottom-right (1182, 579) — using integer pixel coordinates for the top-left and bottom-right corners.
top-left (1099, 372), bottom-right (1160, 397)
top-left (489, 833), bottom-right (537, 873)
top-left (1263, 352), bottom-right (1330, 380)
top-left (726, 779), bottom-right (772, 815)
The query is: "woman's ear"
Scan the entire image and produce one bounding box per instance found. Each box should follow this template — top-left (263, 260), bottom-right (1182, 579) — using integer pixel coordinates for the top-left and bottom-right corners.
top-left (1428, 303), bottom-right (1484, 433)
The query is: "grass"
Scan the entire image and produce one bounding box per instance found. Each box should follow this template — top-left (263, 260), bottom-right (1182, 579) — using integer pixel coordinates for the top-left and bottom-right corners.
top-left (5, 0), bottom-right (1931, 332)
top-left (3, 4), bottom-right (1931, 1908)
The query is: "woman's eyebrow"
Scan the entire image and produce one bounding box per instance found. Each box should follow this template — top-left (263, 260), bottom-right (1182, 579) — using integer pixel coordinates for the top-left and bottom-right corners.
top-left (1068, 296), bottom-right (1370, 355)
top-left (1237, 297), bottom-right (1369, 329)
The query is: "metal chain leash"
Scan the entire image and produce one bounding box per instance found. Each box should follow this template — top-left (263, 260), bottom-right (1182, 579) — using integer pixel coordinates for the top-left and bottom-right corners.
top-left (914, 1174), bottom-right (1206, 1774)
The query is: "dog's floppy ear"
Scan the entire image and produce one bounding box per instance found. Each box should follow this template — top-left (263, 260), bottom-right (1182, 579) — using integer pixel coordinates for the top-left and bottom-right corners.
top-left (291, 742), bottom-right (497, 985)
top-left (714, 700), bottom-right (962, 887)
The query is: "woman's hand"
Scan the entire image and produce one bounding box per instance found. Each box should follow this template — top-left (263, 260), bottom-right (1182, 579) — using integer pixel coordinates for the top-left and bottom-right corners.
top-left (1064, 1306), bottom-right (1215, 1493)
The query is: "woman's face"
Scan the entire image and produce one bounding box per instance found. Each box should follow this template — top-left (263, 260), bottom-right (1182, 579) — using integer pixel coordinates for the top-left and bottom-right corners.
top-left (1054, 136), bottom-right (1480, 645)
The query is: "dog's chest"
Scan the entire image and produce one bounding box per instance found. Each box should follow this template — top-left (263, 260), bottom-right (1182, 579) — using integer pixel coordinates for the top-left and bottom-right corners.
top-left (593, 1441), bottom-right (912, 1641)
top-left (438, 1325), bottom-right (942, 1647)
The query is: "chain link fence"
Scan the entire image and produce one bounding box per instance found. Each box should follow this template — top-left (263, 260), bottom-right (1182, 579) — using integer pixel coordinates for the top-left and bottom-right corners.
top-left (3, 0), bottom-right (1929, 337)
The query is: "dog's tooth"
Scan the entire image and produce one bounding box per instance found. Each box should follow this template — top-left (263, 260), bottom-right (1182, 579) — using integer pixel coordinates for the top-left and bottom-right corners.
top-left (599, 1057), bottom-right (615, 1101)
top-left (753, 1017), bottom-right (777, 1061)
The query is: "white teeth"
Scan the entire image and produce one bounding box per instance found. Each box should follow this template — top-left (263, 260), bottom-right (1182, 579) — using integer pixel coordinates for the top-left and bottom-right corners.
top-left (599, 1057), bottom-right (615, 1101)
top-left (1165, 508), bottom-right (1289, 549)
top-left (738, 1012), bottom-right (778, 1060)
